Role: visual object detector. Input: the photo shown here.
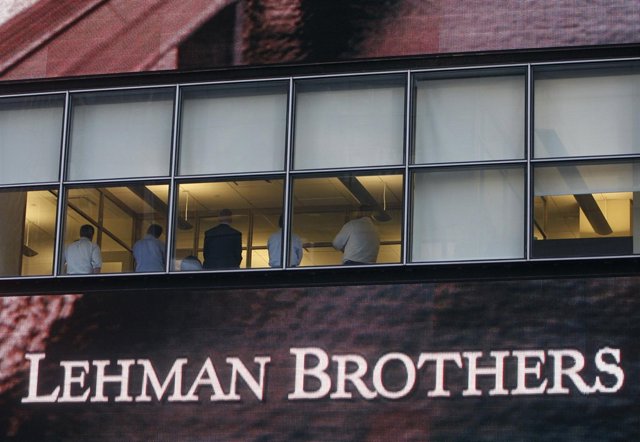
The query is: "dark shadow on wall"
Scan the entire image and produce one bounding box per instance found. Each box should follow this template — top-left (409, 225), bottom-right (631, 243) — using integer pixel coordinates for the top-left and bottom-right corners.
top-left (239, 0), bottom-right (399, 65)
top-left (299, 0), bottom-right (397, 61)
top-left (178, 2), bottom-right (239, 69)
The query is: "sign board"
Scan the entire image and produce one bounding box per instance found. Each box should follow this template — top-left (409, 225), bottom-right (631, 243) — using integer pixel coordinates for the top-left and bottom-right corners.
top-left (0, 277), bottom-right (638, 439)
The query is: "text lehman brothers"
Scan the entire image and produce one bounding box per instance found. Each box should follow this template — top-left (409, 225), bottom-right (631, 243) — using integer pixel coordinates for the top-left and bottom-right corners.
top-left (22, 346), bottom-right (623, 403)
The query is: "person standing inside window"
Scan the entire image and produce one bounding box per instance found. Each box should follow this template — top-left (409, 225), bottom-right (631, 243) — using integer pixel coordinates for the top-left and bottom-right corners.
top-left (332, 207), bottom-right (380, 265)
top-left (132, 224), bottom-right (165, 272)
top-left (64, 224), bottom-right (102, 274)
top-left (267, 215), bottom-right (303, 267)
top-left (203, 209), bottom-right (242, 269)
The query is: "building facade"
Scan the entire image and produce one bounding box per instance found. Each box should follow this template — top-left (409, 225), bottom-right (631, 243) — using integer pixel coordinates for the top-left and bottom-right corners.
top-left (1, 1), bottom-right (640, 439)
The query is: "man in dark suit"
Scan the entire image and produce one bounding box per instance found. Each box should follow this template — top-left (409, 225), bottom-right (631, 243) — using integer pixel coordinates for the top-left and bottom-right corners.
top-left (203, 208), bottom-right (242, 269)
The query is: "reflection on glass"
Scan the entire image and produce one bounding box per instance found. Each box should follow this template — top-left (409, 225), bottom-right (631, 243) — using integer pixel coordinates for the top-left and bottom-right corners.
top-left (412, 167), bottom-right (524, 262)
top-left (68, 88), bottom-right (174, 181)
top-left (173, 179), bottom-right (284, 270)
top-left (414, 73), bottom-right (525, 164)
top-left (0, 95), bottom-right (64, 185)
top-left (533, 162), bottom-right (640, 257)
top-left (534, 65), bottom-right (640, 158)
top-left (294, 75), bottom-right (405, 170)
top-left (0, 188), bottom-right (58, 276)
top-left (291, 173), bottom-right (403, 266)
top-left (179, 82), bottom-right (288, 175)
top-left (63, 184), bottom-right (169, 274)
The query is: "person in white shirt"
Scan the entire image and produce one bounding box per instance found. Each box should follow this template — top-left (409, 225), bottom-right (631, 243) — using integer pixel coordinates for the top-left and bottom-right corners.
top-left (267, 215), bottom-right (303, 267)
top-left (64, 224), bottom-right (102, 274)
top-left (332, 208), bottom-right (380, 265)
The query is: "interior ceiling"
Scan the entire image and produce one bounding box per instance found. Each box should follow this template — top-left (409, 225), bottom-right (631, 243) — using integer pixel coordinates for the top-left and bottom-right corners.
top-left (535, 191), bottom-right (633, 240)
top-left (294, 175), bottom-right (403, 209)
top-left (178, 175), bottom-right (403, 213)
top-left (25, 176), bottom-right (405, 240)
top-left (106, 186), bottom-right (166, 214)
top-left (179, 180), bottom-right (285, 212)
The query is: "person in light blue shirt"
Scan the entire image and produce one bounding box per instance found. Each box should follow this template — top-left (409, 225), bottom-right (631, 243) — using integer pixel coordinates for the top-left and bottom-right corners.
top-left (133, 224), bottom-right (165, 272)
top-left (267, 215), bottom-right (303, 267)
top-left (180, 255), bottom-right (203, 271)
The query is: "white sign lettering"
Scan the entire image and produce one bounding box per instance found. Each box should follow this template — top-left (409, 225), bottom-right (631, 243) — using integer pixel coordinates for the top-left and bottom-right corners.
top-left (21, 346), bottom-right (624, 404)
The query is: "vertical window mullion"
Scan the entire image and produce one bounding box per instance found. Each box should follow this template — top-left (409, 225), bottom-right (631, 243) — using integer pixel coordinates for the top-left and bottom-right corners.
top-left (282, 78), bottom-right (295, 269)
top-left (403, 71), bottom-right (412, 264)
top-left (526, 64), bottom-right (533, 260)
top-left (53, 92), bottom-right (71, 276)
top-left (166, 85), bottom-right (181, 273)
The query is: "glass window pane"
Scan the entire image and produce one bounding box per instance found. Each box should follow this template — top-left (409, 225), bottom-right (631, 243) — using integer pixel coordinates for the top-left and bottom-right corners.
top-left (68, 88), bottom-right (174, 180)
top-left (294, 76), bottom-right (405, 170)
top-left (291, 173), bottom-right (403, 266)
top-left (0, 188), bottom-right (58, 277)
top-left (103, 197), bottom-right (134, 246)
top-left (66, 187), bottom-right (100, 221)
top-left (0, 95), bottom-right (64, 184)
top-left (412, 167), bottom-right (524, 262)
top-left (414, 74), bottom-right (525, 163)
top-left (173, 179), bottom-right (284, 270)
top-left (534, 65), bottom-right (640, 158)
top-left (179, 82), bottom-right (287, 175)
top-left (63, 184), bottom-right (169, 274)
top-left (101, 235), bottom-right (130, 274)
top-left (533, 162), bottom-right (640, 258)
top-left (251, 248), bottom-right (271, 269)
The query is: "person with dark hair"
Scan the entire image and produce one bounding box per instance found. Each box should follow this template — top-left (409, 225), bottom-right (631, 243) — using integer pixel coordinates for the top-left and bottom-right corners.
top-left (267, 215), bottom-right (303, 267)
top-left (203, 209), bottom-right (242, 269)
top-left (132, 224), bottom-right (165, 272)
top-left (332, 207), bottom-right (380, 265)
top-left (64, 224), bottom-right (102, 274)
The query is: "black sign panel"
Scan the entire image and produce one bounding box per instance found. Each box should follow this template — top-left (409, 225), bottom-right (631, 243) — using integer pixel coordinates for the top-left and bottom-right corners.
top-left (1, 277), bottom-right (638, 440)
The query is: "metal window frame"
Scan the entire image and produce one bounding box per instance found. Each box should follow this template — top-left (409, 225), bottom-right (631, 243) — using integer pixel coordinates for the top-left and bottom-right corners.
top-left (1, 56), bottom-right (640, 280)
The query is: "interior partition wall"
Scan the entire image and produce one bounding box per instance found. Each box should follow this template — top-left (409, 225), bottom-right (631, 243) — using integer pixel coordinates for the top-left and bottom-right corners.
top-left (0, 58), bottom-right (639, 278)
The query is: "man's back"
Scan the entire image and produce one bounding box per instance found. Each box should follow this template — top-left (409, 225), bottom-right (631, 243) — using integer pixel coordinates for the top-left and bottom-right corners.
top-left (333, 217), bottom-right (380, 264)
top-left (203, 223), bottom-right (242, 269)
top-left (65, 237), bottom-right (102, 274)
top-left (133, 235), bottom-right (165, 272)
